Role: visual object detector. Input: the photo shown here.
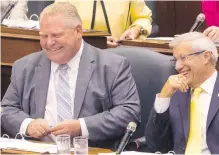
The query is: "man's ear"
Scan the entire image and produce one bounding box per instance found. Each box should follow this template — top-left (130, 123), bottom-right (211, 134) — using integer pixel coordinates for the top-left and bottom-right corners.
top-left (75, 24), bottom-right (83, 39)
top-left (203, 51), bottom-right (212, 65)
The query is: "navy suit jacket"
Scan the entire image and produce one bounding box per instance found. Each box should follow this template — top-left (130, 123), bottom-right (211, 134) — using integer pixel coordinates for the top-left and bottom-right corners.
top-left (145, 72), bottom-right (219, 154)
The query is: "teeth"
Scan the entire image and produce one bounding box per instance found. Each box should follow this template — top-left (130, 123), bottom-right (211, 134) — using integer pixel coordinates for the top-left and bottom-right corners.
top-left (50, 48), bottom-right (61, 52)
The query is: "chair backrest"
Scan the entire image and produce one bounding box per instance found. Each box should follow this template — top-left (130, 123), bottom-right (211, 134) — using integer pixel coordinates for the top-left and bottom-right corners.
top-left (105, 46), bottom-right (176, 139)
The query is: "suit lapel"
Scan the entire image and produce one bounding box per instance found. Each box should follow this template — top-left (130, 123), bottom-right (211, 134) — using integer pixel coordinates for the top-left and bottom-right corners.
top-left (178, 90), bottom-right (191, 141)
top-left (74, 43), bottom-right (95, 119)
top-left (207, 73), bottom-right (219, 129)
top-left (34, 53), bottom-right (51, 118)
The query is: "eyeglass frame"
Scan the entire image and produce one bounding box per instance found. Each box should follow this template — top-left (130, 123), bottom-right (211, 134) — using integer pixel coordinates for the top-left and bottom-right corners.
top-left (170, 50), bottom-right (206, 66)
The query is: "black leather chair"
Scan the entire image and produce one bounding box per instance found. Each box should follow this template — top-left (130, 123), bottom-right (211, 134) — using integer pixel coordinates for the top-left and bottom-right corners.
top-left (105, 46), bottom-right (175, 151)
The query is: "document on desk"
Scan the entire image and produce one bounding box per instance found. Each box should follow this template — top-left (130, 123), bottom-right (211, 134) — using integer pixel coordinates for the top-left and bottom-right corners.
top-left (0, 137), bottom-right (74, 153)
top-left (99, 151), bottom-right (156, 155)
top-left (99, 151), bottom-right (176, 155)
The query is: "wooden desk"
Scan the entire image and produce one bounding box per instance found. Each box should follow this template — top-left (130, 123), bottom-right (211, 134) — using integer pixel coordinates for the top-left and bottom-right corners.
top-left (1, 26), bottom-right (109, 64)
top-left (1, 147), bottom-right (112, 154)
top-left (121, 39), bottom-right (219, 71)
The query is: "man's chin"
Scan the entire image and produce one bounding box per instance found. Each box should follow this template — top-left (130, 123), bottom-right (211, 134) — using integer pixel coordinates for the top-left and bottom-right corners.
top-left (48, 55), bottom-right (63, 64)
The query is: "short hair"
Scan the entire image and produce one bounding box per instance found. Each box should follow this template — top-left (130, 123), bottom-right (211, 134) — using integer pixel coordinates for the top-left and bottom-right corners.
top-left (169, 32), bottom-right (218, 66)
top-left (40, 2), bottom-right (82, 28)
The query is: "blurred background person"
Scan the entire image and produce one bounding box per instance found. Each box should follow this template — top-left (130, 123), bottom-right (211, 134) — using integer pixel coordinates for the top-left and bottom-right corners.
top-left (55, 0), bottom-right (152, 47)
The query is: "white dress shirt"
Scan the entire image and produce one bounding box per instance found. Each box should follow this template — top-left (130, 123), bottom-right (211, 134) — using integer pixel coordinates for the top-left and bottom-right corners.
top-left (154, 70), bottom-right (217, 154)
top-left (20, 40), bottom-right (89, 141)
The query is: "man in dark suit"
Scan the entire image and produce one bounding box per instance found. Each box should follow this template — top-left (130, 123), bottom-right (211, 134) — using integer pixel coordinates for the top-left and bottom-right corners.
top-left (145, 32), bottom-right (219, 154)
top-left (1, 2), bottom-right (140, 149)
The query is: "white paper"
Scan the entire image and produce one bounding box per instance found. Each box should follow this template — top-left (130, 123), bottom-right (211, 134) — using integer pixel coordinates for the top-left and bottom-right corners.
top-left (99, 153), bottom-right (116, 155)
top-left (98, 152), bottom-right (156, 155)
top-left (2, 19), bottom-right (39, 30)
top-left (121, 151), bottom-right (156, 155)
top-left (0, 137), bottom-right (74, 154)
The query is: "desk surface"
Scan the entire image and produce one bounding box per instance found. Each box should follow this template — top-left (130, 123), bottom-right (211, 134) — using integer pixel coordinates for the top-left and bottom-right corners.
top-left (1, 147), bottom-right (112, 154)
top-left (1, 26), bottom-right (110, 38)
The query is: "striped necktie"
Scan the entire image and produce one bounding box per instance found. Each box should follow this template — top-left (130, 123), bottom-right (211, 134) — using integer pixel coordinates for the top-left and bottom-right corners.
top-left (185, 87), bottom-right (203, 154)
top-left (56, 64), bottom-right (72, 123)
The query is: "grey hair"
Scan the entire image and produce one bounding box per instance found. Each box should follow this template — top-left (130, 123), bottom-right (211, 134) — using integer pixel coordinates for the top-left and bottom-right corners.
top-left (40, 2), bottom-right (82, 28)
top-left (169, 32), bottom-right (218, 66)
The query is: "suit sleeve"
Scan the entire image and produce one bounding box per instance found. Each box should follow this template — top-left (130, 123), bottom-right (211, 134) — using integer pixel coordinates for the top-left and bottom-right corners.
top-left (84, 58), bottom-right (141, 141)
top-left (1, 61), bottom-right (30, 137)
top-left (145, 108), bottom-right (173, 153)
top-left (129, 0), bottom-right (152, 37)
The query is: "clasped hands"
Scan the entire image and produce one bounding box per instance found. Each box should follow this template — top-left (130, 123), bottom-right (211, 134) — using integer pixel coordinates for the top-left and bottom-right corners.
top-left (26, 119), bottom-right (81, 139)
top-left (159, 74), bottom-right (189, 98)
top-left (107, 25), bottom-right (142, 48)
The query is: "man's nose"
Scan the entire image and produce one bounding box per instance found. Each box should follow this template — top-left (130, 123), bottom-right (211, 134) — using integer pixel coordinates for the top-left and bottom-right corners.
top-left (175, 60), bottom-right (184, 71)
top-left (46, 36), bottom-right (56, 47)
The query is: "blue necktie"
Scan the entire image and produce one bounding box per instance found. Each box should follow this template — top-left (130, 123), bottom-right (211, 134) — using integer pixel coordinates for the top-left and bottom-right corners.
top-left (56, 64), bottom-right (72, 123)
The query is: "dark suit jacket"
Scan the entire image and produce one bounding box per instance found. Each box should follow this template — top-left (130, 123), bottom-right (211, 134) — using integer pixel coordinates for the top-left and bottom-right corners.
top-left (1, 42), bottom-right (140, 150)
top-left (145, 72), bottom-right (219, 154)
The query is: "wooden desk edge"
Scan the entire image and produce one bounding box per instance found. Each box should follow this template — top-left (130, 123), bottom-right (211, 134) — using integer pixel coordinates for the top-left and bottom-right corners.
top-left (1, 147), bottom-right (112, 154)
top-left (1, 26), bottom-right (110, 38)
top-left (1, 62), bottom-right (13, 66)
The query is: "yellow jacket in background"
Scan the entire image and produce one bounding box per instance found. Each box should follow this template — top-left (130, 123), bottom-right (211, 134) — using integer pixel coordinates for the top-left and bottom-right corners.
top-left (55, 0), bottom-right (152, 39)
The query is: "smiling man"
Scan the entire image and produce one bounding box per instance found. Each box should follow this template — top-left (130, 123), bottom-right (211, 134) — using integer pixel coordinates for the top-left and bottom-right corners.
top-left (145, 32), bottom-right (219, 154)
top-left (1, 2), bottom-right (140, 149)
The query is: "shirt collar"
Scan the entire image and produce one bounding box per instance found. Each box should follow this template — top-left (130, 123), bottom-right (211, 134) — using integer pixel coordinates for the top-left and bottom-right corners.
top-left (200, 70), bottom-right (217, 95)
top-left (51, 40), bottom-right (84, 73)
top-left (192, 70), bottom-right (217, 95)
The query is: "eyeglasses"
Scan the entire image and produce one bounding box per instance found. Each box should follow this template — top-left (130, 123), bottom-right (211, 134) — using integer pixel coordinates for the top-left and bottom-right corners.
top-left (170, 50), bottom-right (206, 66)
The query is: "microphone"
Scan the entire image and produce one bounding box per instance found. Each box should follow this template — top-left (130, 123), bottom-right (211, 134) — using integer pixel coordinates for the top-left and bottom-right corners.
top-left (189, 13), bottom-right (205, 32)
top-left (1, 0), bottom-right (18, 23)
top-left (116, 122), bottom-right (137, 154)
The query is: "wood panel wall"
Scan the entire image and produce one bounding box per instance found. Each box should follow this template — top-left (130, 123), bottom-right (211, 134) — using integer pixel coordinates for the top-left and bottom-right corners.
top-left (156, 1), bottom-right (207, 37)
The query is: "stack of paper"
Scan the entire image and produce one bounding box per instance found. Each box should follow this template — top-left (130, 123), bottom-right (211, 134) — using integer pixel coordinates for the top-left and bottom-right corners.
top-left (0, 137), bottom-right (58, 153)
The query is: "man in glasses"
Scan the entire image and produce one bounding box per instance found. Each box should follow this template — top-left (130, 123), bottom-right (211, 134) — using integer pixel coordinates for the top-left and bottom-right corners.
top-left (145, 32), bottom-right (219, 154)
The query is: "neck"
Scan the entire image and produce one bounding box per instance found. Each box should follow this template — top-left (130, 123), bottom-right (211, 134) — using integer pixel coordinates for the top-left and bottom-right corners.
top-left (190, 66), bottom-right (216, 88)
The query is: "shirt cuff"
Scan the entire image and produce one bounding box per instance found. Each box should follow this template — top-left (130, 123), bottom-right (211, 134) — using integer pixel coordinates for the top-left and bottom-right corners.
top-left (19, 118), bottom-right (34, 136)
top-left (79, 118), bottom-right (89, 138)
top-left (154, 94), bottom-right (171, 113)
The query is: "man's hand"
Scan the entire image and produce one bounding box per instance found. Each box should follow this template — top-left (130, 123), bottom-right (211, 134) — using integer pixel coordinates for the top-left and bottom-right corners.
top-left (159, 74), bottom-right (189, 98)
top-left (26, 119), bottom-right (50, 139)
top-left (203, 26), bottom-right (219, 42)
top-left (119, 25), bottom-right (142, 40)
top-left (50, 120), bottom-right (81, 137)
top-left (107, 36), bottom-right (119, 48)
